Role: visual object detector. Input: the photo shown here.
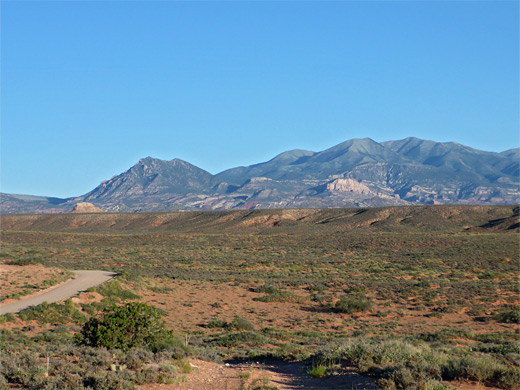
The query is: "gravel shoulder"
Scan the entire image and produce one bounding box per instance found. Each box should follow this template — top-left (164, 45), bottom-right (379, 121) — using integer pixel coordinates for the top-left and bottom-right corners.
top-left (0, 270), bottom-right (116, 314)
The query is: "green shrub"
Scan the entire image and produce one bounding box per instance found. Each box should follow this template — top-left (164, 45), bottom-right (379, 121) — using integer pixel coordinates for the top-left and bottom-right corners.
top-left (494, 366), bottom-right (520, 389)
top-left (206, 318), bottom-right (228, 328)
top-left (96, 281), bottom-right (140, 301)
top-left (493, 309), bottom-right (520, 324)
top-left (123, 348), bottom-right (153, 369)
top-left (0, 314), bottom-right (15, 324)
top-left (6, 257), bottom-right (43, 266)
top-left (334, 295), bottom-right (372, 314)
top-left (230, 316), bottom-right (254, 331)
top-left (308, 365), bottom-right (326, 378)
top-left (84, 374), bottom-right (136, 390)
top-left (76, 302), bottom-right (169, 351)
top-left (18, 300), bottom-right (85, 324)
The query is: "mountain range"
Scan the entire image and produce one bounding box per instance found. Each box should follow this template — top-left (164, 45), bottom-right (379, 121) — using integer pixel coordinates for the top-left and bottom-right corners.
top-left (1, 137), bottom-right (519, 213)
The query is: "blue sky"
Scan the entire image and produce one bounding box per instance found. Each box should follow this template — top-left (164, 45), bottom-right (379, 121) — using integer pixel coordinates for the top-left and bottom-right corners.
top-left (1, 1), bottom-right (518, 198)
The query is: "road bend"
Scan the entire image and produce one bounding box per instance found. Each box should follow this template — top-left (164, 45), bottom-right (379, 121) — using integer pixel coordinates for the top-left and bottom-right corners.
top-left (0, 270), bottom-right (116, 315)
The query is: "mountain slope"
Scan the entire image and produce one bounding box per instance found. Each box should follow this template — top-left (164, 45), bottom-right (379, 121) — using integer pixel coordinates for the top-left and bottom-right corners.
top-left (77, 157), bottom-right (218, 211)
top-left (216, 138), bottom-right (410, 183)
top-left (382, 137), bottom-right (516, 182)
top-left (0, 193), bottom-right (71, 214)
top-left (500, 148), bottom-right (520, 160)
top-left (216, 149), bottom-right (315, 184)
top-left (1, 137), bottom-right (518, 213)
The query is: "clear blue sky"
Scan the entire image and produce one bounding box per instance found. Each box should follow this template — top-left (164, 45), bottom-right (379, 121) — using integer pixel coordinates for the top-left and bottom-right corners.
top-left (1, 1), bottom-right (518, 198)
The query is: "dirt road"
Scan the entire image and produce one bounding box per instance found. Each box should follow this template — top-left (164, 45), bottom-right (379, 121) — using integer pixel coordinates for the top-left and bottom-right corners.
top-left (0, 270), bottom-right (116, 314)
top-left (142, 359), bottom-right (377, 390)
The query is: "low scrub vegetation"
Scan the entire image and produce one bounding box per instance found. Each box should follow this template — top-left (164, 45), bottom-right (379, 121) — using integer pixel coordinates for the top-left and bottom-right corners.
top-left (94, 280), bottom-right (140, 301)
top-left (1, 207), bottom-right (518, 389)
top-left (493, 308), bottom-right (520, 324)
top-left (0, 328), bottom-right (192, 390)
top-left (310, 337), bottom-right (520, 389)
top-left (19, 300), bottom-right (85, 325)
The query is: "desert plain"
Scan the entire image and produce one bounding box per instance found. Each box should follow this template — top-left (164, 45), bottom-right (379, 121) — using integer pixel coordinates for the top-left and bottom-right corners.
top-left (0, 205), bottom-right (518, 389)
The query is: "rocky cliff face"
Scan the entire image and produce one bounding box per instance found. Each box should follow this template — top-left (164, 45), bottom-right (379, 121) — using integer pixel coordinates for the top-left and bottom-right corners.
top-left (71, 202), bottom-right (103, 213)
top-left (326, 178), bottom-right (372, 194)
top-left (1, 137), bottom-right (518, 213)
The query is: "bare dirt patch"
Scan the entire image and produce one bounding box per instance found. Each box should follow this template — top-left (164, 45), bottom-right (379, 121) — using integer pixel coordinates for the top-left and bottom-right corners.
top-left (140, 358), bottom-right (377, 390)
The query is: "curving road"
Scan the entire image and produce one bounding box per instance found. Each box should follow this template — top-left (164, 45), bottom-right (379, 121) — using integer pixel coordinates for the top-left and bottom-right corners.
top-left (0, 270), bottom-right (116, 315)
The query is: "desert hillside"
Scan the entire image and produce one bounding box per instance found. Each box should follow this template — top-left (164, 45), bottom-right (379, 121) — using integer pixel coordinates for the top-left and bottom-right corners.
top-left (1, 205), bottom-right (518, 234)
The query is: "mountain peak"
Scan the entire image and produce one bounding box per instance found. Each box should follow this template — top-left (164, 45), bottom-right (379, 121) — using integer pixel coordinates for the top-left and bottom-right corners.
top-left (325, 137), bottom-right (382, 154)
top-left (268, 149), bottom-right (315, 163)
top-left (137, 156), bottom-right (187, 164)
top-left (2, 137), bottom-right (519, 213)
top-left (138, 156), bottom-right (160, 164)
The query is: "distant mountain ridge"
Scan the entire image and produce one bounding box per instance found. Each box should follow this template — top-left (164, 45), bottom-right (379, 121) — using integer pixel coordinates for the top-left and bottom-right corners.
top-left (1, 137), bottom-right (518, 213)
